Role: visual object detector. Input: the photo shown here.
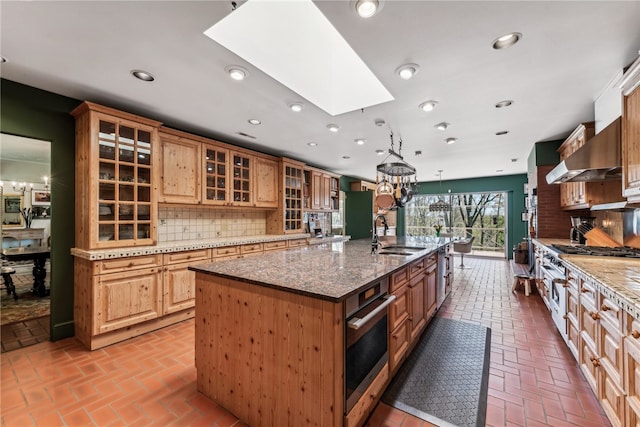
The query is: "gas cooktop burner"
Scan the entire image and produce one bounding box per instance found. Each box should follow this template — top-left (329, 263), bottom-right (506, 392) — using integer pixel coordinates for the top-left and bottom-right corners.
top-left (552, 244), bottom-right (640, 258)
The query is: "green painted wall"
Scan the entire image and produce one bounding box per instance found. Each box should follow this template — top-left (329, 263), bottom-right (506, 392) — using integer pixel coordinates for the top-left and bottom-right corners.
top-left (1, 79), bottom-right (80, 341)
top-left (343, 174), bottom-right (529, 259)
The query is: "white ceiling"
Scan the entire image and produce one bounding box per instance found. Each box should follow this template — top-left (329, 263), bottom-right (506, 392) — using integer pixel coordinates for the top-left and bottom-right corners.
top-left (1, 1), bottom-right (639, 183)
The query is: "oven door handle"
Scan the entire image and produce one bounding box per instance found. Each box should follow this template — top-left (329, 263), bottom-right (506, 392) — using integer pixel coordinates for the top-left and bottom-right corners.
top-left (347, 294), bottom-right (396, 330)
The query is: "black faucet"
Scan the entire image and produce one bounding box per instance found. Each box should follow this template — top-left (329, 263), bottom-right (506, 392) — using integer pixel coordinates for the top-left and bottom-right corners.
top-left (371, 214), bottom-right (388, 254)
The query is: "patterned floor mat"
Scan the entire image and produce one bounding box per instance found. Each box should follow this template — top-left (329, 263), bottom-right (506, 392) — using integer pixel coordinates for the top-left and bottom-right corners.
top-left (382, 317), bottom-right (491, 427)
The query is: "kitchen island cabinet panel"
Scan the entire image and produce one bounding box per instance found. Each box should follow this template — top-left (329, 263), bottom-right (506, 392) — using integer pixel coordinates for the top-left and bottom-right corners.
top-left (195, 273), bottom-right (344, 427)
top-left (408, 273), bottom-right (426, 344)
top-left (625, 337), bottom-right (640, 427)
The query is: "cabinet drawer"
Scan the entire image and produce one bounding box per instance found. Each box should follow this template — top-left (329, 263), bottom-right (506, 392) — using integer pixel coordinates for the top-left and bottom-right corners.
top-left (241, 243), bottom-right (264, 254)
top-left (580, 280), bottom-right (598, 308)
top-left (264, 240), bottom-right (287, 251)
top-left (409, 258), bottom-right (425, 277)
top-left (345, 363), bottom-right (389, 427)
top-left (212, 246), bottom-right (240, 258)
top-left (389, 319), bottom-right (409, 374)
top-left (163, 249), bottom-right (211, 265)
top-left (94, 254), bottom-right (162, 275)
top-left (626, 313), bottom-right (640, 340)
top-left (390, 268), bottom-right (409, 292)
top-left (600, 297), bottom-right (623, 332)
top-left (580, 299), bottom-right (599, 345)
top-left (287, 238), bottom-right (307, 248)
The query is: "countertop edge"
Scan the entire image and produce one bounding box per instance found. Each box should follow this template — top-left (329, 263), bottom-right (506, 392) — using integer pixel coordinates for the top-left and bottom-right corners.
top-left (71, 234), bottom-right (350, 260)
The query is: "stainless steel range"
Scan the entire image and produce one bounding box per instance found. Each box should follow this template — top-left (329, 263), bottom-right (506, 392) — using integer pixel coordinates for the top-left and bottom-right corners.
top-left (551, 244), bottom-right (640, 257)
top-left (539, 250), bottom-right (569, 342)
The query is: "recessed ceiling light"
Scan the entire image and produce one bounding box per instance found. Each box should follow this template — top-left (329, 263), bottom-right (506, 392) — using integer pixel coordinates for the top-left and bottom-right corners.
top-left (445, 137), bottom-right (457, 145)
top-left (419, 100), bottom-right (438, 112)
top-left (492, 32), bottom-right (522, 50)
top-left (355, 139), bottom-right (366, 145)
top-left (495, 100), bottom-right (513, 108)
top-left (225, 65), bottom-right (248, 81)
top-left (434, 122), bottom-right (449, 131)
top-left (248, 119), bottom-right (261, 125)
top-left (375, 149), bottom-right (385, 155)
top-left (289, 102), bottom-right (304, 112)
top-left (307, 142), bottom-right (318, 147)
top-left (395, 63), bottom-right (420, 80)
top-left (131, 70), bottom-right (155, 82)
top-left (327, 124), bottom-right (340, 132)
top-left (342, 156), bottom-right (351, 159)
top-left (374, 118), bottom-right (386, 127)
top-left (496, 130), bottom-right (509, 135)
top-left (355, 0), bottom-right (381, 18)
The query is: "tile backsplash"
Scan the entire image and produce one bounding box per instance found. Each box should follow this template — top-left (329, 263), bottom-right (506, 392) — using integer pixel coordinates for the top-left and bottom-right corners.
top-left (158, 207), bottom-right (266, 242)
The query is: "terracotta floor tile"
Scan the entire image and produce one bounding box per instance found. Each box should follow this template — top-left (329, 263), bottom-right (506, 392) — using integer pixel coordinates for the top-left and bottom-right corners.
top-left (0, 257), bottom-right (614, 427)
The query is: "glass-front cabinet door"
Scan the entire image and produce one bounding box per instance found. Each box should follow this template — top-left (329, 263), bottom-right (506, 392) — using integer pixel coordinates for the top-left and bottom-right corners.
top-left (284, 163), bottom-right (303, 232)
top-left (230, 151), bottom-right (253, 206)
top-left (202, 144), bottom-right (229, 205)
top-left (72, 102), bottom-right (160, 249)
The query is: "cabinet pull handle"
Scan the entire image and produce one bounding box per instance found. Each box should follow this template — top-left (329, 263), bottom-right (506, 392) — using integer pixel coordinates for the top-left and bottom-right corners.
top-left (632, 330), bottom-right (640, 339)
top-left (601, 303), bottom-right (618, 313)
top-left (590, 357), bottom-right (600, 367)
top-left (590, 312), bottom-right (600, 320)
top-left (581, 287), bottom-right (591, 293)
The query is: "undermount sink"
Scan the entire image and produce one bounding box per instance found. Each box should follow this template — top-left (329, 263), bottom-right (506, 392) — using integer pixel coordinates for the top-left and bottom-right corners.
top-left (377, 250), bottom-right (414, 256)
top-left (381, 245), bottom-right (427, 251)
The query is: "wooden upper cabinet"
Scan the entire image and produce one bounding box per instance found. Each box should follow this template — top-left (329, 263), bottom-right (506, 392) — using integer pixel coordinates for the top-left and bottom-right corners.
top-left (622, 57), bottom-right (640, 201)
top-left (558, 123), bottom-right (594, 210)
top-left (71, 101), bottom-right (161, 249)
top-left (158, 131), bottom-right (201, 204)
top-left (266, 158), bottom-right (305, 234)
top-left (229, 151), bottom-right (253, 206)
top-left (308, 169), bottom-right (339, 211)
top-left (254, 156), bottom-right (278, 209)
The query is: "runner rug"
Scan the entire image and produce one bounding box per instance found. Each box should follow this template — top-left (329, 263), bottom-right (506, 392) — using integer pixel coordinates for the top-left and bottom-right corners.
top-left (382, 317), bottom-right (491, 427)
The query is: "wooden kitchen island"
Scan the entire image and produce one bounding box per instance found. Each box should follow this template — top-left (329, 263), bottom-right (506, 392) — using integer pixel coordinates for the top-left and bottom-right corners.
top-left (190, 238), bottom-right (452, 427)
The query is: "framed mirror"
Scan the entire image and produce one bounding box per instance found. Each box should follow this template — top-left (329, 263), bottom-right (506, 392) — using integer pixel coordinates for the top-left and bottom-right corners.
top-left (2, 195), bottom-right (24, 227)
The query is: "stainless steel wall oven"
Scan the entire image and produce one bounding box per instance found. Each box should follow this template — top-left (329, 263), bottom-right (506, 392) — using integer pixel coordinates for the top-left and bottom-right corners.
top-left (344, 277), bottom-right (395, 413)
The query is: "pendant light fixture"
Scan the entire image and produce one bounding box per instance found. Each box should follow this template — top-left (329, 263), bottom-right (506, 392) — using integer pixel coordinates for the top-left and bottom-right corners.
top-left (429, 170), bottom-right (451, 212)
top-left (376, 131), bottom-right (418, 209)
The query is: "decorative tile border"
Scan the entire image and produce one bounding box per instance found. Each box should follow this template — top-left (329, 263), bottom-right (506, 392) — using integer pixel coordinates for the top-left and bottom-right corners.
top-left (70, 234), bottom-right (349, 261)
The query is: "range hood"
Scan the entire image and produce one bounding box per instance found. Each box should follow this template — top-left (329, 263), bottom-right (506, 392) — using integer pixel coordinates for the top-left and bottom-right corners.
top-left (546, 117), bottom-right (621, 184)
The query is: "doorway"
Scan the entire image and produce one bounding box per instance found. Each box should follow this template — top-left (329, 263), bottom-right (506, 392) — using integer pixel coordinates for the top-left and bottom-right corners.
top-left (0, 133), bottom-right (51, 352)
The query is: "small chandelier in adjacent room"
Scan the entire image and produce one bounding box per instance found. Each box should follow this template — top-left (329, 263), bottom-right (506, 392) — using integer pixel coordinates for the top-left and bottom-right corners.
top-left (429, 170), bottom-right (451, 212)
top-left (375, 131), bottom-right (418, 209)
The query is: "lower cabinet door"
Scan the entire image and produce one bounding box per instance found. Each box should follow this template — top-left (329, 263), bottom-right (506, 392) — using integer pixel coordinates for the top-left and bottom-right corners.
top-left (163, 262), bottom-right (197, 314)
top-left (409, 274), bottom-right (426, 343)
top-left (96, 267), bottom-right (162, 333)
top-left (579, 332), bottom-right (599, 394)
top-left (625, 338), bottom-right (640, 427)
top-left (389, 319), bottom-right (409, 374)
top-left (599, 363), bottom-right (625, 427)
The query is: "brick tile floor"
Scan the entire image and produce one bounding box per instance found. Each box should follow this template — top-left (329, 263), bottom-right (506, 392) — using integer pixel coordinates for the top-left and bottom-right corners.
top-left (0, 257), bottom-right (611, 426)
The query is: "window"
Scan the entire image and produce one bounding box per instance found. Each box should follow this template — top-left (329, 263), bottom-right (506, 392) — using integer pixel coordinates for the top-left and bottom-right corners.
top-left (405, 192), bottom-right (507, 257)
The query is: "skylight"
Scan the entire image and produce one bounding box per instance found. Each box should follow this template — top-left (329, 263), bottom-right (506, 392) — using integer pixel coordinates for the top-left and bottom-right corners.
top-left (204, 0), bottom-right (394, 116)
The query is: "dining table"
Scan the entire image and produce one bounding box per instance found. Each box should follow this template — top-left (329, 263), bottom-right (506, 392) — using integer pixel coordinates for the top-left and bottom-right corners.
top-left (1, 246), bottom-right (51, 297)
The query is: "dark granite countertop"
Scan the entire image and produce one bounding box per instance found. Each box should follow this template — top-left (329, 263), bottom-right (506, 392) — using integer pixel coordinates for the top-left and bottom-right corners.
top-left (190, 237), bottom-right (453, 302)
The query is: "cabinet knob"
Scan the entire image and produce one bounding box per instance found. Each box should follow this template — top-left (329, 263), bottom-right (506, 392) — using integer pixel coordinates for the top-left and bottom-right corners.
top-left (563, 314), bottom-right (568, 320)
top-left (581, 287), bottom-right (591, 293)
top-left (590, 312), bottom-right (600, 320)
top-left (632, 330), bottom-right (640, 339)
top-left (590, 357), bottom-right (600, 367)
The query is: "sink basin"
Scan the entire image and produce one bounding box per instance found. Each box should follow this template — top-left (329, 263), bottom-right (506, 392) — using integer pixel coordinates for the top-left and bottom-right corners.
top-left (377, 250), bottom-right (415, 256)
top-left (381, 245), bottom-right (427, 251)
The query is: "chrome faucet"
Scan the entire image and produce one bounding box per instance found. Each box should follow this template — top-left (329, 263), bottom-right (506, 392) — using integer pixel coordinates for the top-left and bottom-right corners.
top-left (371, 214), bottom-right (388, 254)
